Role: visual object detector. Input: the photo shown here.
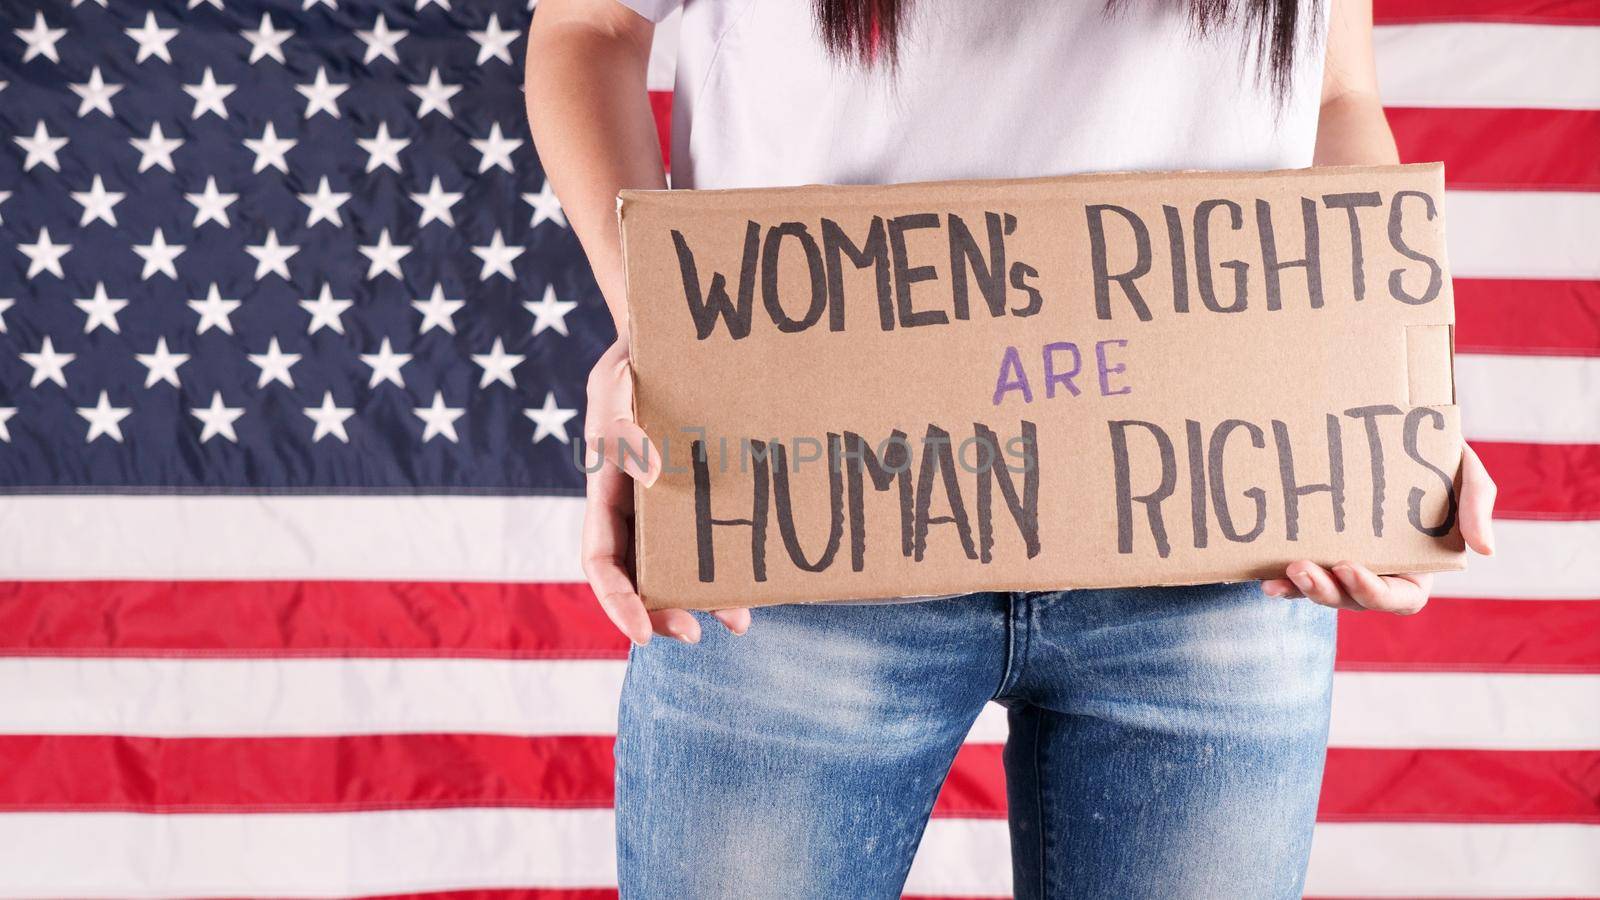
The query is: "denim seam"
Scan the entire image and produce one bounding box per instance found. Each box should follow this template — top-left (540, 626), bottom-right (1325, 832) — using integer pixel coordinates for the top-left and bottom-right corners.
top-left (995, 592), bottom-right (1032, 699)
top-left (1028, 715), bottom-right (1049, 900)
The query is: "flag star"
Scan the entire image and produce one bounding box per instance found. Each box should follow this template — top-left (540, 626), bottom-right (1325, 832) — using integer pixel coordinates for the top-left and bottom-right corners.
top-left (470, 123), bottom-right (522, 173)
top-left (524, 392), bottom-right (578, 444)
top-left (192, 391), bottom-right (245, 443)
top-left (188, 0), bottom-right (224, 8)
top-left (78, 391), bottom-right (132, 443)
top-left (525, 284), bottom-right (578, 337)
top-left (130, 122), bottom-right (183, 173)
top-left (133, 228), bottom-right (185, 280)
top-left (188, 283), bottom-right (241, 334)
top-left (0, 191), bottom-right (9, 225)
top-left (135, 336), bottom-right (189, 387)
top-left (409, 67), bottom-right (461, 119)
top-left (0, 298), bottom-right (12, 332)
top-left (356, 15), bottom-right (407, 64)
top-left (74, 282), bottom-right (128, 333)
top-left (71, 175), bottom-right (124, 227)
top-left (295, 66), bottom-right (347, 118)
top-left (245, 229), bottom-right (298, 280)
top-left (303, 0), bottom-right (338, 10)
top-left (15, 12), bottom-right (66, 63)
top-left (416, 0), bottom-right (451, 11)
top-left (471, 337), bottom-right (525, 389)
top-left (21, 336), bottom-right (74, 388)
top-left (248, 336), bottom-right (301, 388)
top-left (471, 230), bottom-right (525, 281)
top-left (412, 391), bottom-right (465, 443)
top-left (413, 284), bottom-right (464, 335)
top-left (304, 391), bottom-right (354, 443)
top-left (298, 176), bottom-right (350, 227)
top-left (15, 121), bottom-right (67, 172)
top-left (300, 283), bottom-right (353, 334)
top-left (469, 14), bottom-right (517, 65)
top-left (19, 228), bottom-right (71, 279)
top-left (244, 122), bottom-right (295, 173)
top-left (410, 176), bottom-right (462, 228)
top-left (70, 66), bottom-right (123, 117)
top-left (243, 13), bottom-right (292, 64)
top-left (522, 179), bottom-right (567, 229)
top-left (183, 67), bottom-right (235, 119)
top-left (359, 337), bottom-right (411, 388)
top-left (357, 121), bottom-right (409, 173)
top-left (358, 228), bottom-right (411, 280)
top-left (186, 176), bottom-right (238, 228)
top-left (74, 0), bottom-right (110, 6)
top-left (0, 407), bottom-right (14, 443)
top-left (125, 12), bottom-right (178, 64)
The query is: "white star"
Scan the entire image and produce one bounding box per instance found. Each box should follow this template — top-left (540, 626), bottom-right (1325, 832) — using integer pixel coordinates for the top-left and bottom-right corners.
top-left (359, 337), bottom-right (411, 388)
top-left (243, 13), bottom-right (292, 64)
top-left (524, 392), bottom-right (578, 444)
top-left (188, 283), bottom-right (241, 334)
top-left (356, 15), bottom-right (407, 64)
top-left (74, 282), bottom-right (128, 333)
top-left (21, 336), bottom-right (74, 388)
top-left (522, 179), bottom-right (567, 228)
top-left (413, 391), bottom-right (464, 443)
top-left (300, 283), bottom-right (353, 334)
top-left (73, 0), bottom-right (109, 6)
top-left (0, 407), bottom-right (14, 443)
top-left (525, 284), bottom-right (578, 336)
top-left (295, 66), bottom-right (347, 118)
top-left (248, 336), bottom-right (301, 388)
top-left (0, 191), bottom-right (9, 225)
top-left (245, 229), bottom-right (298, 280)
top-left (471, 337), bottom-right (525, 389)
top-left (133, 228), bottom-right (185, 280)
top-left (70, 66), bottom-right (123, 117)
top-left (469, 14), bottom-right (517, 65)
top-left (244, 122), bottom-right (295, 173)
top-left (186, 176), bottom-right (237, 228)
top-left (130, 122), bottom-right (183, 173)
top-left (15, 121), bottom-right (67, 172)
top-left (471, 230), bottom-right (524, 281)
top-left (357, 121), bottom-right (409, 173)
top-left (78, 391), bottom-right (132, 443)
top-left (358, 228), bottom-right (411, 280)
top-left (413, 284), bottom-right (464, 335)
top-left (0, 298), bottom-right (12, 332)
top-left (410, 176), bottom-right (462, 228)
top-left (71, 175), bottom-right (124, 227)
top-left (183, 67), bottom-right (235, 119)
top-left (15, 12), bottom-right (66, 63)
top-left (303, 0), bottom-right (337, 10)
top-left (19, 228), bottom-right (71, 279)
top-left (188, 0), bottom-right (224, 8)
top-left (298, 176), bottom-right (350, 227)
top-left (409, 67), bottom-right (461, 119)
top-left (135, 336), bottom-right (189, 387)
top-left (416, 0), bottom-right (451, 11)
top-left (192, 392), bottom-right (245, 443)
top-left (125, 12), bottom-right (178, 64)
top-left (470, 122), bottom-right (522, 173)
top-left (304, 391), bottom-right (354, 443)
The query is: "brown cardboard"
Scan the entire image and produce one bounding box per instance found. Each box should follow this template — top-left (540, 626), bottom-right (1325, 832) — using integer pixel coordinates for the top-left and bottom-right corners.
top-left (619, 164), bottom-right (1466, 609)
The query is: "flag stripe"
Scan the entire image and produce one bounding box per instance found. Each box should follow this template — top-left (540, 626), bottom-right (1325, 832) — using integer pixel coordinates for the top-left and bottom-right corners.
top-left (1445, 190), bottom-right (1600, 280)
top-left (1375, 0), bottom-right (1600, 25)
top-left (1455, 279), bottom-right (1600, 359)
top-left (1431, 520), bottom-right (1600, 600)
top-left (1389, 109), bottom-right (1600, 191)
top-left (1472, 441), bottom-right (1600, 521)
top-left (1458, 355), bottom-right (1600, 444)
top-left (1336, 598), bottom-right (1600, 673)
top-left (1317, 748), bottom-right (1600, 824)
top-left (1375, 24), bottom-right (1600, 110)
top-left (1329, 672), bottom-right (1600, 750)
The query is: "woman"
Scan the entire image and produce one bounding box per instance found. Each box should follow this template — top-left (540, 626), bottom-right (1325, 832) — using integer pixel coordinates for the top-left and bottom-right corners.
top-left (525, 1), bottom-right (1497, 896)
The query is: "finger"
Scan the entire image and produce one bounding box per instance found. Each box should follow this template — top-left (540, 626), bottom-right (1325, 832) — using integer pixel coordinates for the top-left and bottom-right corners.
top-left (1331, 561), bottom-right (1430, 615)
top-left (1285, 560), bottom-right (1361, 611)
top-left (1260, 578), bottom-right (1301, 598)
top-left (711, 607), bottom-right (751, 635)
top-left (648, 608), bottom-right (702, 643)
top-left (1457, 443), bottom-right (1497, 557)
top-left (581, 468), bottom-right (652, 646)
top-left (597, 417), bottom-right (661, 486)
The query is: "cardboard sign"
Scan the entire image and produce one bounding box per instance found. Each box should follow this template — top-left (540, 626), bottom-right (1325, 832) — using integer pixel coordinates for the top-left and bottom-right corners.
top-left (618, 164), bottom-right (1465, 609)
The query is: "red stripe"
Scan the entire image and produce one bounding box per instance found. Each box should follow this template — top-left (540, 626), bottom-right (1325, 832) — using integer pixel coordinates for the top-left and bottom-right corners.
top-left (1336, 597), bottom-right (1600, 673)
top-left (1389, 108), bottom-right (1600, 192)
top-left (1456, 279), bottom-right (1600, 359)
top-left (1375, 0), bottom-right (1600, 24)
top-left (0, 580), bottom-right (628, 659)
top-left (1473, 441), bottom-right (1600, 521)
top-left (648, 90), bottom-right (671, 168)
top-left (1319, 748), bottom-right (1600, 824)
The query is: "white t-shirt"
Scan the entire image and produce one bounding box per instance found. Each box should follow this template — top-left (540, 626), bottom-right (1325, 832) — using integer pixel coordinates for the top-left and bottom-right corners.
top-left (621, 0), bottom-right (1330, 190)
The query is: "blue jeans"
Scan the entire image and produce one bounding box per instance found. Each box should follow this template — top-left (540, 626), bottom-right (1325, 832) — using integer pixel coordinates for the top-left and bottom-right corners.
top-left (616, 583), bottom-right (1336, 899)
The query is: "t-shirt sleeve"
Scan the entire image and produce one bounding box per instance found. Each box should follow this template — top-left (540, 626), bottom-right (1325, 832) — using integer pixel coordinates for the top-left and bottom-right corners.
top-left (615, 0), bottom-right (682, 23)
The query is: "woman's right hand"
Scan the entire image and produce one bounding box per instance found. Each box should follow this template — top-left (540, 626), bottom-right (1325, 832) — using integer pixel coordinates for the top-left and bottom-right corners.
top-left (582, 340), bottom-right (751, 644)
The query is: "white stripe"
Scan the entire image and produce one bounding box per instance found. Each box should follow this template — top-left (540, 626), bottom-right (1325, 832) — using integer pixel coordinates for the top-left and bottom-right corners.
top-left (1459, 354), bottom-right (1600, 444)
top-left (1329, 671), bottom-right (1600, 750)
top-left (1376, 23), bottom-right (1600, 110)
top-left (0, 494), bottom-right (586, 581)
top-left (1432, 519), bottom-right (1600, 601)
top-left (1447, 191), bottom-right (1600, 280)
top-left (646, 7), bottom-right (680, 92)
top-left (1307, 822), bottom-right (1600, 898)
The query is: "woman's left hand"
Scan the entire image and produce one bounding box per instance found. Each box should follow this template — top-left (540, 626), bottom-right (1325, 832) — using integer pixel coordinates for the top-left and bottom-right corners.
top-left (1261, 444), bottom-right (1497, 615)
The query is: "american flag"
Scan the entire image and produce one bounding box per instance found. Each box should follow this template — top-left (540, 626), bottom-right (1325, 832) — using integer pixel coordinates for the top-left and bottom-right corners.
top-left (0, 0), bottom-right (1595, 896)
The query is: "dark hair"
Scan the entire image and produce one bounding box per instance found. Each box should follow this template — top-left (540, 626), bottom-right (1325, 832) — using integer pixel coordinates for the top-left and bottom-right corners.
top-left (813, 0), bottom-right (1319, 97)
